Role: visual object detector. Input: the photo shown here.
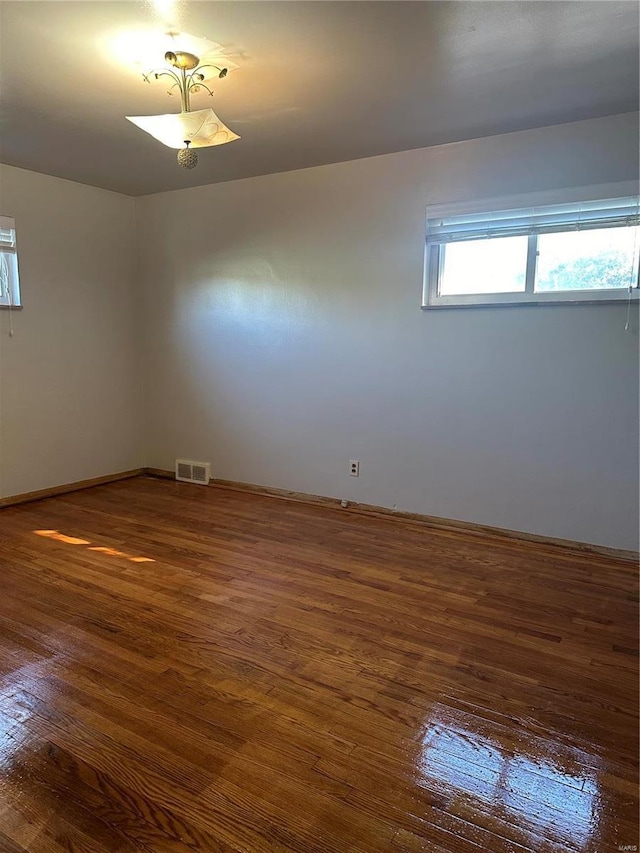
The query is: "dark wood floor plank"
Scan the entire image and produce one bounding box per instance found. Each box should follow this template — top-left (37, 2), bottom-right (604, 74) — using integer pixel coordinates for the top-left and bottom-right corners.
top-left (1, 476), bottom-right (637, 852)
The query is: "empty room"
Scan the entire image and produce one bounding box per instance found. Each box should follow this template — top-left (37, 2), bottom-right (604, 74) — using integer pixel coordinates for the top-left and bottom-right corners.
top-left (0, 1), bottom-right (638, 851)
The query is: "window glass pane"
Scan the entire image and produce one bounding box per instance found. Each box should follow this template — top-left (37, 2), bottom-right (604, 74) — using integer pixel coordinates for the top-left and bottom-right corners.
top-left (439, 236), bottom-right (528, 296)
top-left (535, 226), bottom-right (639, 292)
top-left (0, 249), bottom-right (20, 306)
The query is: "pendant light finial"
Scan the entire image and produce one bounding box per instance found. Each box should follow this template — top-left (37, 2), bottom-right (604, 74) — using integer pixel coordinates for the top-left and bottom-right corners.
top-left (177, 140), bottom-right (198, 169)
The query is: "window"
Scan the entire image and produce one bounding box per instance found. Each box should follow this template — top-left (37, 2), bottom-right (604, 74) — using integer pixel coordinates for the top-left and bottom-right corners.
top-left (0, 216), bottom-right (21, 308)
top-left (424, 194), bottom-right (640, 308)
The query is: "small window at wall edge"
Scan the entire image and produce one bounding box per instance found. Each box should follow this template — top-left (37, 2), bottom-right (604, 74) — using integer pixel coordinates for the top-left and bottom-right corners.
top-left (0, 215), bottom-right (22, 309)
top-left (422, 183), bottom-right (640, 309)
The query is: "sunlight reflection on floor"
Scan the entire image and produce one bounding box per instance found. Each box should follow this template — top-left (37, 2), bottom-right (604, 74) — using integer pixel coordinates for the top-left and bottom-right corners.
top-left (33, 530), bottom-right (154, 563)
top-left (418, 705), bottom-right (598, 849)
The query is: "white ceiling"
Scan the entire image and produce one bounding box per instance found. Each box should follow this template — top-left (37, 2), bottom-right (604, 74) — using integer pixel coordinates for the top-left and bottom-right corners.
top-left (1, 1), bottom-right (638, 196)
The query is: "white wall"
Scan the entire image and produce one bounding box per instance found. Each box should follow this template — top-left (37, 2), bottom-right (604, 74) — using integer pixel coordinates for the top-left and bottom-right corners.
top-left (4, 116), bottom-right (635, 550)
top-left (0, 165), bottom-right (143, 498)
top-left (135, 113), bottom-right (640, 551)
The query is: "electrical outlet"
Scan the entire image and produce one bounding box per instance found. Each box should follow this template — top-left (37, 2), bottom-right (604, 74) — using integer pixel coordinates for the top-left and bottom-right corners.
top-left (349, 459), bottom-right (359, 477)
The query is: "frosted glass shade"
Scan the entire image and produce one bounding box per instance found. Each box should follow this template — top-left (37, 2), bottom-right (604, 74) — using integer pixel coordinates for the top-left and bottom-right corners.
top-left (126, 109), bottom-right (240, 149)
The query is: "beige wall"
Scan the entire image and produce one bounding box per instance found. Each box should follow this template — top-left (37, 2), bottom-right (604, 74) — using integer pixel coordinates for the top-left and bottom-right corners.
top-left (1, 116), bottom-right (638, 550)
top-left (0, 165), bottom-right (143, 497)
top-left (136, 113), bottom-right (640, 551)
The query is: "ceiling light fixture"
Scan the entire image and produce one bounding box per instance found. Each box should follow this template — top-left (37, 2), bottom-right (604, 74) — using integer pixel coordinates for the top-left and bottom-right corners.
top-left (126, 35), bottom-right (240, 169)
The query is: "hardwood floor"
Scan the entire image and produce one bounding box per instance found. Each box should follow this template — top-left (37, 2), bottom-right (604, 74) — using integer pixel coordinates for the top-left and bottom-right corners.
top-left (0, 476), bottom-right (637, 853)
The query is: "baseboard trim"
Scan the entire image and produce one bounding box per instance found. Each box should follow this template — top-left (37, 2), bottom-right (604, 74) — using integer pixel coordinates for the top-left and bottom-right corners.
top-left (0, 469), bottom-right (144, 509)
top-left (144, 468), bottom-right (639, 564)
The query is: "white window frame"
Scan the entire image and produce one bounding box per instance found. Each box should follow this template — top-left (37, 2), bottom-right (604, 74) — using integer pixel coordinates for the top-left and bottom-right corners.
top-left (0, 215), bottom-right (22, 308)
top-left (422, 182), bottom-right (640, 309)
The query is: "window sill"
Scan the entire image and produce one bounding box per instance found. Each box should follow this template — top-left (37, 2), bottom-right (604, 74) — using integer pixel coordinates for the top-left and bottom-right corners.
top-left (0, 304), bottom-right (23, 310)
top-left (422, 291), bottom-right (639, 309)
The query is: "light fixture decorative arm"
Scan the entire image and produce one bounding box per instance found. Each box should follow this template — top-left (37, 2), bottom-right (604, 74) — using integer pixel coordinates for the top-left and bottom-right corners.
top-left (142, 51), bottom-right (228, 113)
